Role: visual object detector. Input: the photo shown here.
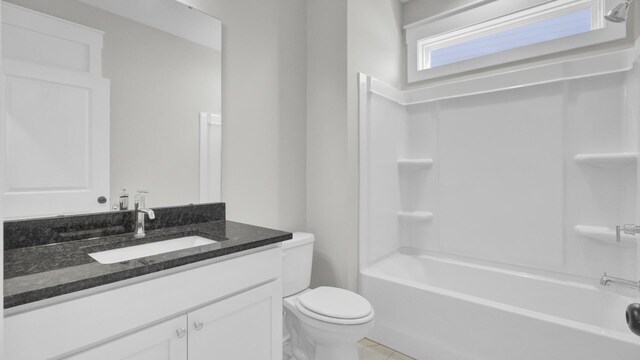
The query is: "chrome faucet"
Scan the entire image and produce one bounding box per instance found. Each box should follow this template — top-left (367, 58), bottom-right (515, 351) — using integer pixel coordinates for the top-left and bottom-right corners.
top-left (133, 191), bottom-right (155, 239)
top-left (600, 273), bottom-right (640, 292)
top-left (616, 224), bottom-right (640, 242)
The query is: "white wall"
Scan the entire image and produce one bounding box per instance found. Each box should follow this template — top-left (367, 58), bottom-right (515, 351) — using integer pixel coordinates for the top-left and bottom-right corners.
top-left (306, 0), bottom-right (348, 288)
top-left (403, 0), bottom-right (640, 28)
top-left (402, 0), bottom-right (480, 26)
top-left (306, 0), bottom-right (404, 290)
top-left (173, 0), bottom-right (308, 232)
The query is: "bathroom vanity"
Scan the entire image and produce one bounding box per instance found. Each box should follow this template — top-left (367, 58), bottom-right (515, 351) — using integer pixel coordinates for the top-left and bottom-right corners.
top-left (3, 203), bottom-right (290, 360)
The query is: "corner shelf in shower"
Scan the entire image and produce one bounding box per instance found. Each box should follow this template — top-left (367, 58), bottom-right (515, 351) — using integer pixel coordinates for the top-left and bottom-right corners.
top-left (397, 158), bottom-right (434, 170)
top-left (574, 225), bottom-right (636, 247)
top-left (397, 211), bottom-right (433, 222)
top-left (573, 152), bottom-right (637, 168)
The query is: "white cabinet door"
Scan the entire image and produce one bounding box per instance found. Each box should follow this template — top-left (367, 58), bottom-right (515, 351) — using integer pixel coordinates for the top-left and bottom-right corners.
top-left (65, 316), bottom-right (188, 360)
top-left (188, 281), bottom-right (283, 360)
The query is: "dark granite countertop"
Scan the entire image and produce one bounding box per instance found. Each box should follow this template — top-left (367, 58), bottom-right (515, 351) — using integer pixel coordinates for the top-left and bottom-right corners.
top-left (4, 220), bottom-right (291, 308)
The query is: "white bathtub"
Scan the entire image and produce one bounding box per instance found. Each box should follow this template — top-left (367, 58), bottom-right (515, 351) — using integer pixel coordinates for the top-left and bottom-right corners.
top-left (360, 250), bottom-right (640, 360)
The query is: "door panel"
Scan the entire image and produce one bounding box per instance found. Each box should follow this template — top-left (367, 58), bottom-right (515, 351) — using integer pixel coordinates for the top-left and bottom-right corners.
top-left (188, 281), bottom-right (282, 360)
top-left (7, 73), bottom-right (90, 190)
top-left (3, 60), bottom-right (109, 218)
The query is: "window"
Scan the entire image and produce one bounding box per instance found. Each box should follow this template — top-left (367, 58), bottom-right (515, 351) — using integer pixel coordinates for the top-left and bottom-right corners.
top-left (423, 8), bottom-right (593, 69)
top-left (405, 0), bottom-right (627, 82)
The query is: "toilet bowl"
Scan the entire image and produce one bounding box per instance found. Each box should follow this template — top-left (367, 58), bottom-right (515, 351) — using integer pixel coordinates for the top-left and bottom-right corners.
top-left (284, 288), bottom-right (374, 360)
top-left (282, 233), bottom-right (375, 360)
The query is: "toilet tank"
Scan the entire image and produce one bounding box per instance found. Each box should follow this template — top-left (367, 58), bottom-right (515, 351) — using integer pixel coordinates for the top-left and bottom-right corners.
top-left (282, 232), bottom-right (315, 297)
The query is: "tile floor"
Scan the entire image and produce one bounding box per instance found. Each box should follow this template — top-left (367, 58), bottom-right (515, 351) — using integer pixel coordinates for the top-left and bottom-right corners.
top-left (358, 338), bottom-right (415, 360)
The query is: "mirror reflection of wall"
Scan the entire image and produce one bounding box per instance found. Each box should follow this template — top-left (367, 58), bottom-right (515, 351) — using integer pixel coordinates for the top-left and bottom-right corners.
top-left (2, 0), bottom-right (221, 218)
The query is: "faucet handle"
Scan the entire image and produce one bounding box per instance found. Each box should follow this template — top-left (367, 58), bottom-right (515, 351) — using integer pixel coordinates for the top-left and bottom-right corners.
top-left (616, 224), bottom-right (640, 242)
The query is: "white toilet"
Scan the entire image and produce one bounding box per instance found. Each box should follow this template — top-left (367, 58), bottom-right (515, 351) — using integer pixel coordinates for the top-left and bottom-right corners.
top-left (282, 232), bottom-right (374, 360)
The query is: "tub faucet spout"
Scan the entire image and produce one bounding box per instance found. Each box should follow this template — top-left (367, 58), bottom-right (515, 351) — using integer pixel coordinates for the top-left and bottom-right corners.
top-left (600, 273), bottom-right (640, 291)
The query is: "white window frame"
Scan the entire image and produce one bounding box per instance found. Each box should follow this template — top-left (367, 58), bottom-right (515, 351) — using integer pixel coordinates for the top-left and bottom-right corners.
top-left (405, 0), bottom-right (627, 83)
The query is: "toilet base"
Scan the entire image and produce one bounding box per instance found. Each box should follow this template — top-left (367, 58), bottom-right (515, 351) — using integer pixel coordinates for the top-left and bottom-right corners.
top-left (314, 343), bottom-right (358, 360)
top-left (283, 292), bottom-right (373, 360)
top-left (284, 340), bottom-right (359, 360)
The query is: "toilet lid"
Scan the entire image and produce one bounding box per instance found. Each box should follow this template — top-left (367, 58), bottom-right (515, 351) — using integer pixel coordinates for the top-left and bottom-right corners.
top-left (297, 286), bottom-right (373, 320)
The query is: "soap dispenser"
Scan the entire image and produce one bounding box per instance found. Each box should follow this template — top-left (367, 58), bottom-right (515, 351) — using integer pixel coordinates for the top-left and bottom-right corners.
top-left (119, 188), bottom-right (129, 210)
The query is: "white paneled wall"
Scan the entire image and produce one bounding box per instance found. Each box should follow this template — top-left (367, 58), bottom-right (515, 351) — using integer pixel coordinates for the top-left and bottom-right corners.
top-left (437, 84), bottom-right (565, 270)
top-left (360, 57), bottom-right (639, 280)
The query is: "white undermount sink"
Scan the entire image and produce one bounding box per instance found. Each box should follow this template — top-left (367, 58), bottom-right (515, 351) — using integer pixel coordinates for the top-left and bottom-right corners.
top-left (88, 236), bottom-right (217, 264)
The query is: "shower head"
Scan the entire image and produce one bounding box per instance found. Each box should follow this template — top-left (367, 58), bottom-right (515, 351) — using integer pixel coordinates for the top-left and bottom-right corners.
top-left (605, 0), bottom-right (633, 23)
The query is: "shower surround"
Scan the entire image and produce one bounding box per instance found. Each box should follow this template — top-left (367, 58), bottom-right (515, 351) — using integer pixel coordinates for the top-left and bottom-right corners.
top-left (358, 42), bottom-right (640, 359)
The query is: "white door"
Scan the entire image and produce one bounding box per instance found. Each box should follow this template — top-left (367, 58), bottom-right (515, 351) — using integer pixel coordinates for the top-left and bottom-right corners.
top-left (64, 316), bottom-right (188, 360)
top-left (188, 281), bottom-right (282, 360)
top-left (1, 4), bottom-right (110, 218)
top-left (3, 60), bottom-right (110, 218)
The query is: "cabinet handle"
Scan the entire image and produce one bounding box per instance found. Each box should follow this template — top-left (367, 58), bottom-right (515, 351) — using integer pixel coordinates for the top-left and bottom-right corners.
top-left (194, 321), bottom-right (204, 331)
top-left (176, 328), bottom-right (187, 338)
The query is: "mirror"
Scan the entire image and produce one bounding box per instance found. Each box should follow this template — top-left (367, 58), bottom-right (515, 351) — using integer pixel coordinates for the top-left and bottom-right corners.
top-left (2, 0), bottom-right (221, 217)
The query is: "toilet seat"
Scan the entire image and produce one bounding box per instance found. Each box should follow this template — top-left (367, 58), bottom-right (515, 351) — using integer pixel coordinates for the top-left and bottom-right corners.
top-left (295, 287), bottom-right (374, 325)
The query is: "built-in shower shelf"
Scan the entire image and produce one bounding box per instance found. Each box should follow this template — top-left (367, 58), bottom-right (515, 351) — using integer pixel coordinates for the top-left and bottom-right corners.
top-left (398, 158), bottom-right (434, 170)
top-left (574, 153), bottom-right (637, 168)
top-left (398, 211), bottom-right (433, 222)
top-left (574, 225), bottom-right (636, 247)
